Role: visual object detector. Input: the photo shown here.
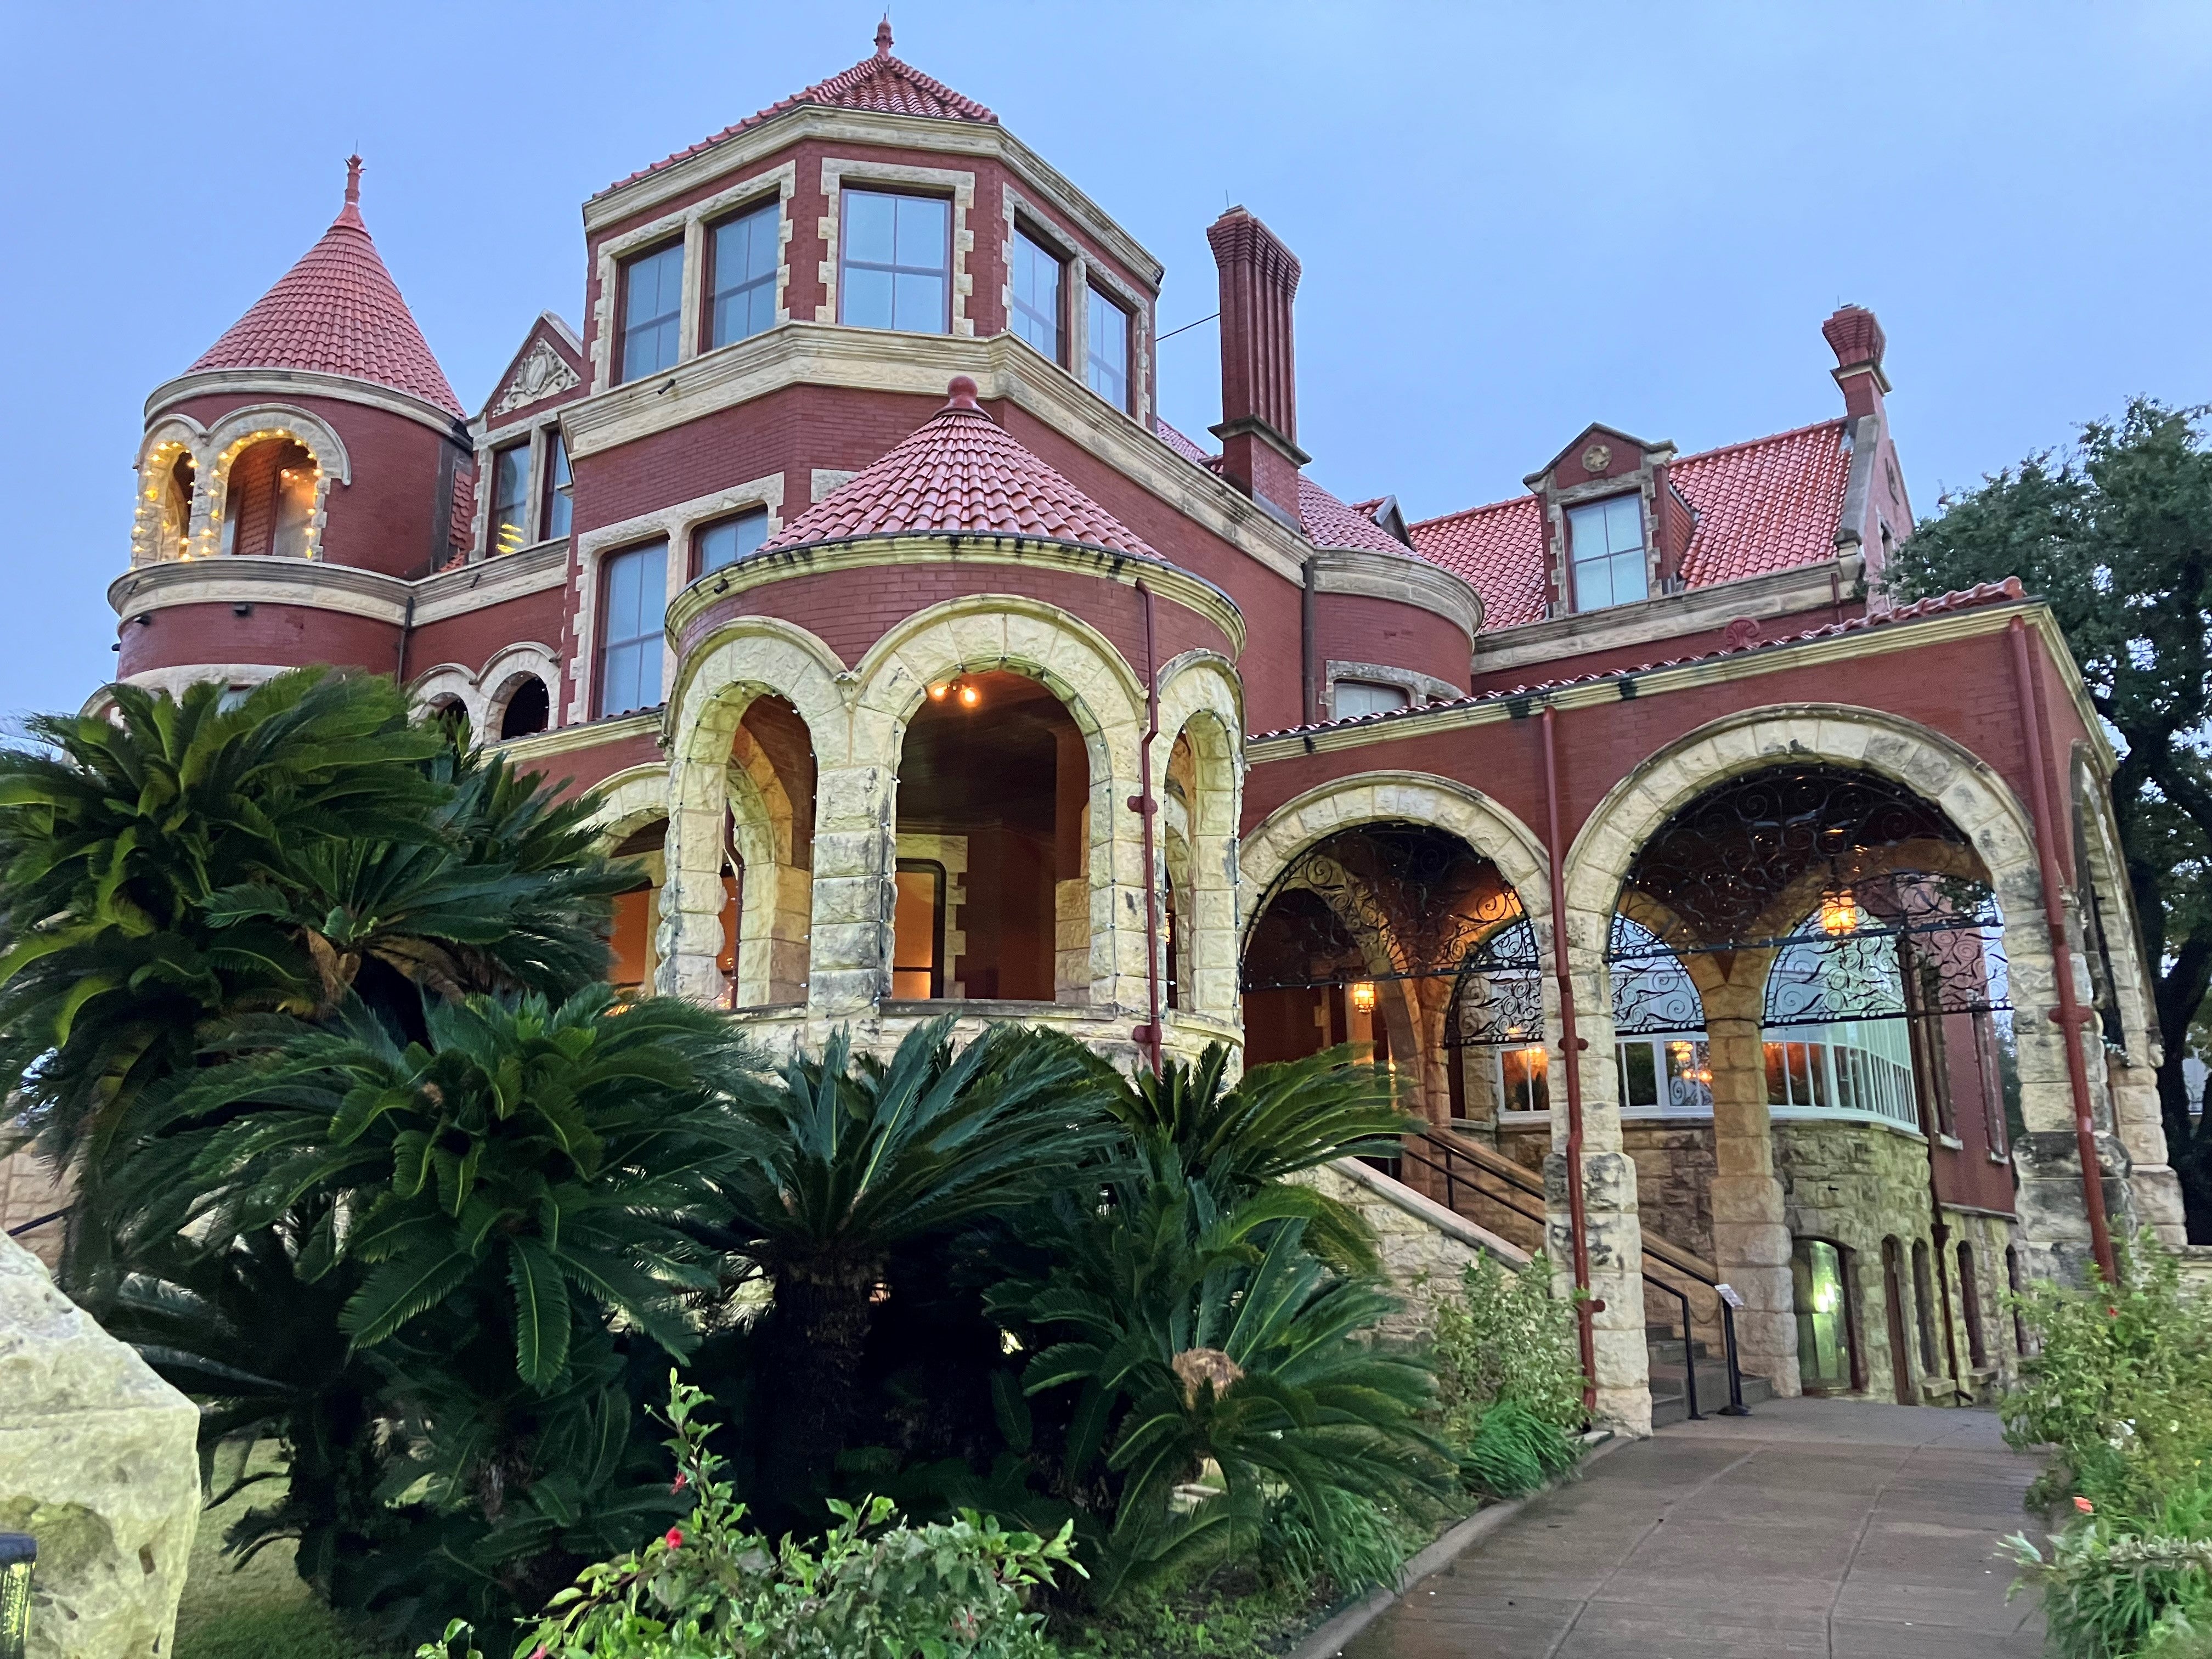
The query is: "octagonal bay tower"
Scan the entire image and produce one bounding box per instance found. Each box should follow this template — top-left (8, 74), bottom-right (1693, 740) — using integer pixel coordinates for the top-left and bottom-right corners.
top-left (654, 373), bottom-right (1250, 1069)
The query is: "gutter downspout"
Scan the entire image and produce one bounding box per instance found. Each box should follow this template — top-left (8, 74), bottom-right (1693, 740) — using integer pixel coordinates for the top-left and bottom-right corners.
top-left (1301, 556), bottom-right (1320, 723)
top-left (1131, 580), bottom-right (1164, 1075)
top-left (1541, 705), bottom-right (1600, 1412)
top-left (395, 594), bottom-right (415, 687)
top-left (2007, 615), bottom-right (2118, 1284)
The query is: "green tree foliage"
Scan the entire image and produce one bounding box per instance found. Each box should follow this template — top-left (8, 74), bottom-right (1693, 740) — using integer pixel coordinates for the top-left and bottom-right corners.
top-left (1882, 400), bottom-right (2212, 1237)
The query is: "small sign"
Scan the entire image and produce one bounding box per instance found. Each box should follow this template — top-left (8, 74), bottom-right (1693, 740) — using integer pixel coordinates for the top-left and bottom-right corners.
top-left (1715, 1283), bottom-right (1746, 1311)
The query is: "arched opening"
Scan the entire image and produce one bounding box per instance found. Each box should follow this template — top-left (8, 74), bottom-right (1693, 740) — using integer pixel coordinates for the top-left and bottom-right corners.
top-left (727, 692), bottom-right (814, 1006)
top-left (221, 437), bottom-right (319, 558)
top-left (498, 676), bottom-right (551, 739)
top-left (1880, 1236), bottom-right (1913, 1403)
top-left (1791, 1237), bottom-right (1862, 1395)
top-left (1610, 761), bottom-right (2013, 1403)
top-left (425, 695), bottom-right (470, 744)
top-left (1956, 1239), bottom-right (1988, 1370)
top-left (608, 817), bottom-right (737, 1001)
top-left (891, 669), bottom-right (1086, 1004)
top-left (1910, 1237), bottom-right (1940, 1379)
top-left (1240, 821), bottom-right (1522, 1124)
top-left (150, 447), bottom-right (196, 561)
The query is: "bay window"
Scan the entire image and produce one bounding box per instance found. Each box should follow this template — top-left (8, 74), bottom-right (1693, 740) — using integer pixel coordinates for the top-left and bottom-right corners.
top-left (840, 189), bottom-right (950, 333)
top-left (707, 200), bottom-right (779, 348)
top-left (618, 242), bottom-right (685, 382)
top-left (1086, 286), bottom-right (1130, 410)
top-left (1011, 227), bottom-right (1063, 362)
top-left (596, 541), bottom-right (667, 717)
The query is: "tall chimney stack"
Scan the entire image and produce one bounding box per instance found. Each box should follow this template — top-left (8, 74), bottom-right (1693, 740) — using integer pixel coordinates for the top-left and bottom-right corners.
top-left (1821, 303), bottom-right (1889, 422)
top-left (1207, 206), bottom-right (1307, 526)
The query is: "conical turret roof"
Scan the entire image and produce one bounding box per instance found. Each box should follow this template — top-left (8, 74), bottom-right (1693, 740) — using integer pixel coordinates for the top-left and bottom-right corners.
top-left (188, 157), bottom-right (462, 417)
top-left (760, 377), bottom-right (1157, 556)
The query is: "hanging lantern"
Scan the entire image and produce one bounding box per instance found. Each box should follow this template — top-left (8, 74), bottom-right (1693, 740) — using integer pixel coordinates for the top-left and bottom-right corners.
top-left (1819, 883), bottom-right (1861, 936)
top-left (1348, 980), bottom-right (1376, 1014)
top-left (958, 682), bottom-right (981, 708)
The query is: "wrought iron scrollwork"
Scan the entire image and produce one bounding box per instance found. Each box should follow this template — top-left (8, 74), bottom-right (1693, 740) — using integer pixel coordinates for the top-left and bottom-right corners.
top-left (1240, 822), bottom-right (1519, 992)
top-left (1608, 915), bottom-right (1709, 1036)
top-left (1443, 918), bottom-right (1545, 1049)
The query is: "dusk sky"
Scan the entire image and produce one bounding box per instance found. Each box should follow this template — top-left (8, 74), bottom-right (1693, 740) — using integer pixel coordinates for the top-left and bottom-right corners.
top-left (4, 1), bottom-right (2208, 719)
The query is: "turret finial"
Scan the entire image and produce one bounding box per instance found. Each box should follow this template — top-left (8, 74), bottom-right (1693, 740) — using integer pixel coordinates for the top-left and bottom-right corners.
top-left (344, 154), bottom-right (363, 207)
top-left (875, 15), bottom-right (893, 57)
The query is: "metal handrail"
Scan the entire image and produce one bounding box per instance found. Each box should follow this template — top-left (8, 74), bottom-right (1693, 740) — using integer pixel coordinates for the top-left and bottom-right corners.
top-left (4, 1208), bottom-right (65, 1240)
top-left (1398, 1130), bottom-right (1750, 1416)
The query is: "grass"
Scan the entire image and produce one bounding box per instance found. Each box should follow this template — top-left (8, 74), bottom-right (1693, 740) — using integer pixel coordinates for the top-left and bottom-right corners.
top-left (171, 1454), bottom-right (390, 1659)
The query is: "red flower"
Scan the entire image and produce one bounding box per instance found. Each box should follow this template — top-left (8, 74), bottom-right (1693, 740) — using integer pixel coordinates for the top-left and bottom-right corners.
top-left (665, 1527), bottom-right (684, 1549)
top-left (2074, 1497), bottom-right (2095, 1514)
top-left (671, 1472), bottom-right (689, 1494)
top-left (530, 1648), bottom-right (548, 1659)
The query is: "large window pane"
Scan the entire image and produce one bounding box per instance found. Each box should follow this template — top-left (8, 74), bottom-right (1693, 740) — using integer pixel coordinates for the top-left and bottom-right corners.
top-left (489, 442), bottom-right (530, 555)
top-left (708, 201), bottom-right (780, 348)
top-left (696, 507), bottom-right (768, 575)
top-left (619, 243), bottom-right (685, 382)
top-left (542, 435), bottom-right (572, 540)
top-left (1011, 228), bottom-right (1062, 362)
top-left (1087, 287), bottom-right (1130, 410)
top-left (596, 541), bottom-right (667, 716)
top-left (1567, 492), bottom-right (1649, 612)
top-left (840, 190), bottom-right (948, 333)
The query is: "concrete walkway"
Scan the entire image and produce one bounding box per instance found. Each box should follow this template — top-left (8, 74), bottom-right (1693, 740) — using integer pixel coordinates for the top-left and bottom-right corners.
top-left (1344, 1399), bottom-right (2049, 1658)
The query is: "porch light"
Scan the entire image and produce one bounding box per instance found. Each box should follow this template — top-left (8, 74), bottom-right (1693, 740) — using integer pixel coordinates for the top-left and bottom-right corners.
top-left (958, 682), bottom-right (980, 708)
top-left (928, 682), bottom-right (950, 701)
top-left (1819, 884), bottom-right (1861, 936)
top-left (1349, 980), bottom-right (1376, 1014)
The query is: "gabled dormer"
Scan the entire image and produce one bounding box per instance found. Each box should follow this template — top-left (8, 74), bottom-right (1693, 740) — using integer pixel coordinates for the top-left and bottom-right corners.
top-left (1523, 423), bottom-right (1695, 619)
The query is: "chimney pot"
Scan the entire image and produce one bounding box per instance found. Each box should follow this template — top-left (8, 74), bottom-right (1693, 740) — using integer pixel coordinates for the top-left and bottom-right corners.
top-left (1207, 207), bottom-right (1308, 523)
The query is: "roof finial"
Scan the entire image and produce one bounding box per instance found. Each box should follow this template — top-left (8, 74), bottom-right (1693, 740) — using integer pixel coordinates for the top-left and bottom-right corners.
top-left (345, 154), bottom-right (363, 207)
top-left (943, 375), bottom-right (979, 411)
top-left (875, 14), bottom-right (893, 57)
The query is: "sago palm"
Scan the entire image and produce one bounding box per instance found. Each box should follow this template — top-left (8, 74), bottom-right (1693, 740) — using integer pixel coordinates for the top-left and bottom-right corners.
top-left (699, 1018), bottom-right (1116, 1475)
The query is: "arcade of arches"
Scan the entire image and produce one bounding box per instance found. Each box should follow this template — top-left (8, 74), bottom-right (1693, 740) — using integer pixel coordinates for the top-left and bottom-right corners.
top-left (1235, 755), bottom-right (2113, 1421)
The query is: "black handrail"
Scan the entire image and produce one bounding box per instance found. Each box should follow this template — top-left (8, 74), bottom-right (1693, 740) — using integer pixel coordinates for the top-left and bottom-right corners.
top-left (1396, 1130), bottom-right (1749, 1416)
top-left (4, 1207), bottom-right (66, 1239)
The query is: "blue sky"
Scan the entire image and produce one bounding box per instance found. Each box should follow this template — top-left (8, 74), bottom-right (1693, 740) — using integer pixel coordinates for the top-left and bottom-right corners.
top-left (4, 1), bottom-right (2208, 718)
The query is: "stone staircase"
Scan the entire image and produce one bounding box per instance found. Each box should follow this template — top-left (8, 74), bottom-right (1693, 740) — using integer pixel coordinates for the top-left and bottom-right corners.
top-left (1647, 1325), bottom-right (1774, 1425)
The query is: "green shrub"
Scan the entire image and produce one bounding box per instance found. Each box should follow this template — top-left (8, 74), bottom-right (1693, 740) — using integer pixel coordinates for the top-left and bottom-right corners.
top-left (2001, 1238), bottom-right (2212, 1515)
top-left (417, 1376), bottom-right (1078, 1659)
top-left (1430, 1254), bottom-right (1585, 1496)
top-left (2002, 1482), bottom-right (2212, 1659)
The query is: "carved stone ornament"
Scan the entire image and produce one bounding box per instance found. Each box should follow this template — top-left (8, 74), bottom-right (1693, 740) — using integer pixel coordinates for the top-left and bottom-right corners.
top-left (1581, 443), bottom-right (1612, 475)
top-left (1720, 616), bottom-right (1764, 651)
top-left (494, 339), bottom-right (581, 415)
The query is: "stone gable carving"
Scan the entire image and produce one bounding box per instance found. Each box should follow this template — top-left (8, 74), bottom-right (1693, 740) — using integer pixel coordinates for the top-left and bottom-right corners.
top-left (494, 338), bottom-right (580, 414)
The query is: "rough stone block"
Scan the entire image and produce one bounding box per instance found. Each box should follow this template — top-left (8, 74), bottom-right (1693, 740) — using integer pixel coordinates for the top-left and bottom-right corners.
top-left (0, 1232), bottom-right (200, 1659)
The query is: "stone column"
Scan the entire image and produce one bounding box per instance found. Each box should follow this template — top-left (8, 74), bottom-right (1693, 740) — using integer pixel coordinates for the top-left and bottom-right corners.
top-left (1700, 963), bottom-right (1801, 1398)
top-left (1548, 906), bottom-right (1651, 1436)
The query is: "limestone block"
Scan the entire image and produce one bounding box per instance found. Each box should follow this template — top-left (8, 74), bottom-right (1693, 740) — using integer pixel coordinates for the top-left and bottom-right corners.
top-left (0, 1232), bottom-right (199, 1659)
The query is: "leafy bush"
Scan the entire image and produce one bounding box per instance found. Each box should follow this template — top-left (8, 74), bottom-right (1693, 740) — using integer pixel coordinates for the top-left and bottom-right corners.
top-left (2001, 1238), bottom-right (2212, 1515)
top-left (2001, 1237), bottom-right (2212, 1657)
top-left (417, 1378), bottom-right (1077, 1659)
top-left (1430, 1254), bottom-right (1585, 1496)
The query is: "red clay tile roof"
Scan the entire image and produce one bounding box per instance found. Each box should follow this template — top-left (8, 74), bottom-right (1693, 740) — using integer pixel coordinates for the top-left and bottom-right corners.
top-left (188, 160), bottom-right (460, 417)
top-left (1408, 419), bottom-right (1854, 628)
top-left (1248, 579), bottom-right (2026, 741)
top-left (1297, 476), bottom-right (1405, 553)
top-left (598, 27), bottom-right (995, 198)
top-left (1405, 493), bottom-right (1550, 627)
top-left (760, 376), bottom-right (1157, 556)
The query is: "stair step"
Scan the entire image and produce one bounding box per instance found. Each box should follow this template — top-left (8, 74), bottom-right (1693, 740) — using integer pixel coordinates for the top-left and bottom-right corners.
top-left (1648, 1368), bottom-right (1775, 1427)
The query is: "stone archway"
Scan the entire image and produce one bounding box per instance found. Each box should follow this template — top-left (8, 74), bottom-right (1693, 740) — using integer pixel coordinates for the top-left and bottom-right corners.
top-left (846, 596), bottom-right (1150, 1018)
top-left (1565, 704), bottom-right (2142, 1350)
top-left (659, 618), bottom-right (846, 1006)
top-left (1155, 652), bottom-right (1244, 1031)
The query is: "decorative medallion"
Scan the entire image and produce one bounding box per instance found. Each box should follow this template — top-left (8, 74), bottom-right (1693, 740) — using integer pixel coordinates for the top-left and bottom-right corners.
top-left (493, 339), bottom-right (581, 415)
top-left (1720, 616), bottom-right (1764, 652)
top-left (1581, 443), bottom-right (1612, 476)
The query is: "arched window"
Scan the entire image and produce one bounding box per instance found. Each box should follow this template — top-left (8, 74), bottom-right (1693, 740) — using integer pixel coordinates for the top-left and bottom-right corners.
top-left (893, 670), bottom-right (1086, 1003)
top-left (1910, 1238), bottom-right (1940, 1376)
top-left (154, 449), bottom-right (195, 561)
top-left (1608, 915), bottom-right (1710, 1114)
top-left (1956, 1241), bottom-right (1988, 1369)
top-left (1791, 1237), bottom-right (1860, 1393)
top-left (221, 438), bottom-right (318, 558)
top-left (498, 676), bottom-right (551, 739)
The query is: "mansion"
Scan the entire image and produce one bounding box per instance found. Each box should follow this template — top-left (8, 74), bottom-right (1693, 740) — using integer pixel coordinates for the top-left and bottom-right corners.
top-left (67, 25), bottom-right (2186, 1434)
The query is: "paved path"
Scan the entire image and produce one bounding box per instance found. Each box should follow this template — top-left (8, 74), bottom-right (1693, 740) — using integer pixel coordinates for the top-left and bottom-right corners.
top-left (1344, 1399), bottom-right (2048, 1659)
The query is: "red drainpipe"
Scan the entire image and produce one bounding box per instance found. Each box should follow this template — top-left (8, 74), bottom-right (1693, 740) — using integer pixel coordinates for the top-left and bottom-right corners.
top-left (2007, 615), bottom-right (2118, 1284)
top-left (1131, 580), bottom-right (1164, 1075)
top-left (1541, 705), bottom-right (1600, 1410)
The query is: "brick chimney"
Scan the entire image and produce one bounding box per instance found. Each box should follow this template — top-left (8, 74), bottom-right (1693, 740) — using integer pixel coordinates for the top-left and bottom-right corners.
top-left (1207, 206), bottom-right (1308, 526)
top-left (1821, 304), bottom-right (1889, 422)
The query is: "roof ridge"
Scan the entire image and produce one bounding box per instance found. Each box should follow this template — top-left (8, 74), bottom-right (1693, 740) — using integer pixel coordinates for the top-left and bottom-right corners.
top-left (1671, 416), bottom-right (1849, 468)
top-left (596, 35), bottom-right (996, 199)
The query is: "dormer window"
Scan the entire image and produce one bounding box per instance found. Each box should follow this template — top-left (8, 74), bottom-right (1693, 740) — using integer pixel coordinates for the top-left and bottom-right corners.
top-left (1334, 679), bottom-right (1409, 719)
top-left (1010, 227), bottom-right (1063, 363)
top-left (1567, 493), bottom-right (1648, 612)
top-left (840, 190), bottom-right (950, 334)
top-left (489, 442), bottom-right (531, 555)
